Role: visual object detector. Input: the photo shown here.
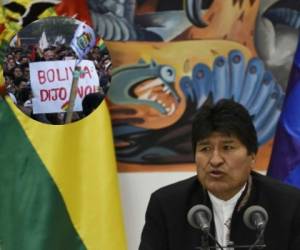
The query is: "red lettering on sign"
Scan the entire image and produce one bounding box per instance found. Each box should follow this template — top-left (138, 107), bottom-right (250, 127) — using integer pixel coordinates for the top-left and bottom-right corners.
top-left (77, 86), bottom-right (84, 98)
top-left (38, 70), bottom-right (46, 84)
top-left (59, 88), bottom-right (67, 100)
top-left (56, 68), bottom-right (67, 81)
top-left (51, 88), bottom-right (58, 101)
top-left (81, 65), bottom-right (92, 79)
top-left (85, 85), bottom-right (92, 95)
top-left (77, 85), bottom-right (97, 98)
top-left (69, 66), bottom-right (74, 75)
top-left (40, 87), bottom-right (67, 102)
top-left (47, 69), bottom-right (55, 82)
top-left (36, 66), bottom-right (75, 84)
top-left (40, 89), bottom-right (49, 101)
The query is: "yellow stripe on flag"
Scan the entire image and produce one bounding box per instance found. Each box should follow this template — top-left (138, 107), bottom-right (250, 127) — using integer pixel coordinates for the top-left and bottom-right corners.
top-left (9, 98), bottom-right (127, 250)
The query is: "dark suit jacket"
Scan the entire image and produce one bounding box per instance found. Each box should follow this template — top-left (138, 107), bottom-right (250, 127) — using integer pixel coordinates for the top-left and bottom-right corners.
top-left (139, 171), bottom-right (300, 250)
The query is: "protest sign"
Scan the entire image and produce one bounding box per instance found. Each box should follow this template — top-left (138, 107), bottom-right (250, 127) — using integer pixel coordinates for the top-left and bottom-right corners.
top-left (30, 60), bottom-right (99, 114)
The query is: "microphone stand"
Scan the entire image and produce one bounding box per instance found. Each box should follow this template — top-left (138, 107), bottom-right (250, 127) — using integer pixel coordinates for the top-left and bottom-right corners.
top-left (248, 228), bottom-right (266, 250)
top-left (195, 230), bottom-right (266, 250)
top-left (196, 231), bottom-right (225, 250)
top-left (196, 245), bottom-right (266, 249)
top-left (199, 231), bottom-right (209, 250)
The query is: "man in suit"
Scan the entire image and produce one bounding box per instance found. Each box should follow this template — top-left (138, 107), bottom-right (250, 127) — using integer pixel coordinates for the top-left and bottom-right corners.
top-left (139, 99), bottom-right (300, 250)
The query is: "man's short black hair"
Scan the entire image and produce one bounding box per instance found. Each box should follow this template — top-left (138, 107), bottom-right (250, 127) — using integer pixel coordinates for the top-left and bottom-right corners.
top-left (13, 77), bottom-right (27, 87)
top-left (192, 99), bottom-right (258, 155)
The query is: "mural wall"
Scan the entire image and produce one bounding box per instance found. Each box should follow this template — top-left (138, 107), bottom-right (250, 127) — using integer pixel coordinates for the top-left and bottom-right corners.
top-left (2, 0), bottom-right (300, 173)
top-left (89, 0), bottom-right (300, 172)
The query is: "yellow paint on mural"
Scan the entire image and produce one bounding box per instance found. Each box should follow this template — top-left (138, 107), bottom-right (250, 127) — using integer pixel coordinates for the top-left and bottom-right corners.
top-left (106, 40), bottom-right (252, 129)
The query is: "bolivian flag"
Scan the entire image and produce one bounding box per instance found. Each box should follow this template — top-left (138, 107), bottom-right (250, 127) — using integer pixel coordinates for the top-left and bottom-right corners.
top-left (0, 98), bottom-right (127, 250)
top-left (0, 2), bottom-right (127, 250)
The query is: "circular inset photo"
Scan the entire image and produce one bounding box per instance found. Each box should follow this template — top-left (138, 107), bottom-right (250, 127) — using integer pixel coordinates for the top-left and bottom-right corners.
top-left (3, 16), bottom-right (111, 124)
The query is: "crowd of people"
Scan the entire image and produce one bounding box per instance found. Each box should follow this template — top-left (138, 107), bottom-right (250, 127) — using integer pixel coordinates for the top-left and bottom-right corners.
top-left (3, 42), bottom-right (111, 124)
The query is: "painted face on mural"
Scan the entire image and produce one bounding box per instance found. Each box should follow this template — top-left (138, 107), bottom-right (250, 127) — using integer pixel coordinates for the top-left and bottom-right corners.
top-left (195, 132), bottom-right (255, 201)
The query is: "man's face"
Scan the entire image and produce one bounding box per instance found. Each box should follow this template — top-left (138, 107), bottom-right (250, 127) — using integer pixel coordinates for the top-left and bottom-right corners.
top-left (44, 50), bottom-right (55, 60)
top-left (20, 57), bottom-right (29, 64)
top-left (195, 132), bottom-right (255, 201)
top-left (13, 67), bottom-right (23, 78)
top-left (7, 59), bottom-right (15, 70)
top-left (23, 68), bottom-right (30, 79)
top-left (19, 81), bottom-right (27, 89)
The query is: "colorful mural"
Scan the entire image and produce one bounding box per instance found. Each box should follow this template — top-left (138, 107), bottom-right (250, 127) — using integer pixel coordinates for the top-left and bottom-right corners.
top-left (87, 0), bottom-right (300, 171)
top-left (2, 0), bottom-right (300, 172)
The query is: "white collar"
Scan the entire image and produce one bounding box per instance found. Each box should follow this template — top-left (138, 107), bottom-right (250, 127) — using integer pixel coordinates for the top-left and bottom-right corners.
top-left (208, 184), bottom-right (246, 207)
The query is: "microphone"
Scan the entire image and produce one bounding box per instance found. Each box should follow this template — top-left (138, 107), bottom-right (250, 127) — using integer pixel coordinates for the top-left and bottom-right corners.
top-left (187, 205), bottom-right (225, 250)
top-left (243, 205), bottom-right (269, 231)
top-left (187, 204), bottom-right (212, 232)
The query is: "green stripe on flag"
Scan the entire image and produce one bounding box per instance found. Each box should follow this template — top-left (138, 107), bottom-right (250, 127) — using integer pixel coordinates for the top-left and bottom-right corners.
top-left (0, 98), bottom-right (86, 250)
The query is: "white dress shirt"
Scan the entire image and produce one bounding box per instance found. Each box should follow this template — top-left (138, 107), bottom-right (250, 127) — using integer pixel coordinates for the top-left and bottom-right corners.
top-left (208, 185), bottom-right (246, 249)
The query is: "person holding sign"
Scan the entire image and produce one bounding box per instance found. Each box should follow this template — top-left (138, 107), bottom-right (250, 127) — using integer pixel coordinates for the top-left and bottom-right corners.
top-left (4, 17), bottom-right (112, 124)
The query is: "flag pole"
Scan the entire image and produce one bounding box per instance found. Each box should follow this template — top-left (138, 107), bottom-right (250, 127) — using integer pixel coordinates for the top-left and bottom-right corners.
top-left (65, 63), bottom-right (81, 123)
top-left (66, 21), bottom-right (96, 123)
